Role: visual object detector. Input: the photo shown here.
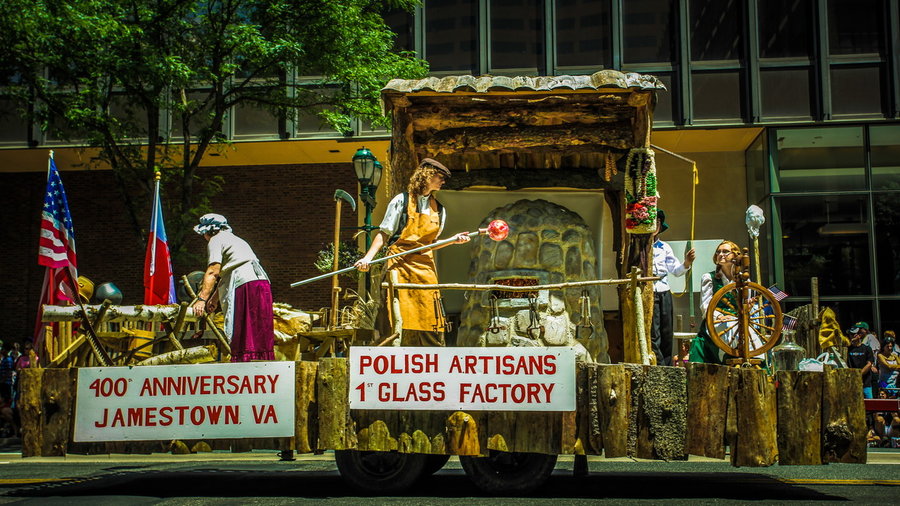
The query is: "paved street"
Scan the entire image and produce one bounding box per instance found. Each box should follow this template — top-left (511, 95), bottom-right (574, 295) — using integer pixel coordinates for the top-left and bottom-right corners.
top-left (1, 440), bottom-right (898, 504)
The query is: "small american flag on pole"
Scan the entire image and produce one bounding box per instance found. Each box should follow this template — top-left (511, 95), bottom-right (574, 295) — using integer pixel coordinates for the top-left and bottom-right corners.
top-left (783, 315), bottom-right (798, 331)
top-left (768, 284), bottom-right (789, 301)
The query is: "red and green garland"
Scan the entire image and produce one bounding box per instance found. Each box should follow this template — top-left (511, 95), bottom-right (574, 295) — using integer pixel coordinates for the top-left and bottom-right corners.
top-left (624, 147), bottom-right (658, 234)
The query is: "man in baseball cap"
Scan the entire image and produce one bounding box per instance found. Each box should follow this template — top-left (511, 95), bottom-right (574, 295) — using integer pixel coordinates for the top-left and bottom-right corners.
top-left (849, 321), bottom-right (880, 356)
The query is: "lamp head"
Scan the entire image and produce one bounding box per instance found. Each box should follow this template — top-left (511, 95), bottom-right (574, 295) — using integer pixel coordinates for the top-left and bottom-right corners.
top-left (371, 160), bottom-right (383, 189)
top-left (352, 147), bottom-right (377, 183)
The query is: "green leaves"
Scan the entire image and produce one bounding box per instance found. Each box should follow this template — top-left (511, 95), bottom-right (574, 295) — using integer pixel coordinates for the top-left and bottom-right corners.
top-left (0, 0), bottom-right (427, 265)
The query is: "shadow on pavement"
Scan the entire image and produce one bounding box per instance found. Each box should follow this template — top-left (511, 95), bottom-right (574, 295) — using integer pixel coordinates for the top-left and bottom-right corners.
top-left (3, 469), bottom-right (845, 501)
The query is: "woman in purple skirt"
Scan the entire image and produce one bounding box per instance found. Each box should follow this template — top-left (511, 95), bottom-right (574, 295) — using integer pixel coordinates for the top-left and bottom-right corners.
top-left (191, 214), bottom-right (274, 362)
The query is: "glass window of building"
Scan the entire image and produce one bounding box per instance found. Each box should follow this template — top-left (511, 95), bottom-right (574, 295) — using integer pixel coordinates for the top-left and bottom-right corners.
top-left (169, 90), bottom-right (218, 140)
top-left (760, 68), bottom-right (813, 120)
top-left (233, 100), bottom-right (280, 139)
top-left (774, 126), bottom-right (865, 192)
top-left (295, 86), bottom-right (341, 136)
top-left (776, 195), bottom-right (872, 297)
top-left (426, 0), bottom-right (479, 73)
top-left (555, 0), bottom-right (611, 70)
top-left (0, 97), bottom-right (29, 144)
top-left (828, 0), bottom-right (885, 56)
top-left (108, 93), bottom-right (150, 140)
top-left (689, 0), bottom-right (743, 61)
top-left (830, 64), bottom-right (885, 118)
top-left (652, 72), bottom-right (674, 125)
top-left (691, 70), bottom-right (743, 122)
top-left (490, 0), bottom-right (545, 74)
top-left (623, 0), bottom-right (675, 64)
top-left (874, 192), bottom-right (900, 295)
top-left (383, 7), bottom-right (414, 53)
top-left (746, 131), bottom-right (767, 205)
top-left (758, 0), bottom-right (813, 59)
top-left (879, 300), bottom-right (900, 338)
top-left (870, 124), bottom-right (900, 190)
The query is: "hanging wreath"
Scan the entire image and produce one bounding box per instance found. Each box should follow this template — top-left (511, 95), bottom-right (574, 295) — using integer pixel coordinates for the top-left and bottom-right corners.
top-left (624, 147), bottom-right (658, 234)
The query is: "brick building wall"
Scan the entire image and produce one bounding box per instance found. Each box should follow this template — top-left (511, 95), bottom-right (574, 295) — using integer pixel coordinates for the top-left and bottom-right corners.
top-left (0, 162), bottom-right (361, 342)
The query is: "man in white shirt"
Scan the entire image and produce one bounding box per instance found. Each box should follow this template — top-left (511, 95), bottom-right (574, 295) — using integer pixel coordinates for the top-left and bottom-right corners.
top-left (651, 209), bottom-right (695, 366)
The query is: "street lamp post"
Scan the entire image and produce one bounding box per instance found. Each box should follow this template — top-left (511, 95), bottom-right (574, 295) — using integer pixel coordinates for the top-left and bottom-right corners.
top-left (352, 148), bottom-right (382, 295)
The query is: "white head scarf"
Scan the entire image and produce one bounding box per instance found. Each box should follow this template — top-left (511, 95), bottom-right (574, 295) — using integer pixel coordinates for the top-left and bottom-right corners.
top-left (193, 213), bottom-right (231, 236)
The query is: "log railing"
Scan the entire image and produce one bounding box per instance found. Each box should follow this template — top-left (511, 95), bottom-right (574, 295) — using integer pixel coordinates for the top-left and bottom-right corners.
top-left (19, 361), bottom-right (866, 466)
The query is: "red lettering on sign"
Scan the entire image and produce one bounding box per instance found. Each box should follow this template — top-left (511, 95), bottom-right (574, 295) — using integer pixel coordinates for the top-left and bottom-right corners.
top-left (359, 355), bottom-right (373, 374)
top-left (252, 405), bottom-right (278, 424)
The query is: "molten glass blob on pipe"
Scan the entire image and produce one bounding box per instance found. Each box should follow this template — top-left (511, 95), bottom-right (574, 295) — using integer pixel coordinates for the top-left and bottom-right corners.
top-left (290, 219), bottom-right (511, 288)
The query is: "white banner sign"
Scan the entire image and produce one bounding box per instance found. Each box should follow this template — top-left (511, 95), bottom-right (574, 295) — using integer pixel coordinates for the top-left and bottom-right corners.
top-left (74, 362), bottom-right (295, 442)
top-left (349, 347), bottom-right (576, 411)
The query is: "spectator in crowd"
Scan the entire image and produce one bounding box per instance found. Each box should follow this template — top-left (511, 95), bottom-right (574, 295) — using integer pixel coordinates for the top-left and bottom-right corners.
top-left (886, 330), bottom-right (898, 354)
top-left (877, 337), bottom-right (900, 397)
top-left (672, 338), bottom-right (692, 367)
top-left (847, 327), bottom-right (876, 399)
top-left (0, 344), bottom-right (15, 438)
top-left (870, 412), bottom-right (891, 447)
top-left (849, 321), bottom-right (881, 356)
top-left (0, 345), bottom-right (13, 406)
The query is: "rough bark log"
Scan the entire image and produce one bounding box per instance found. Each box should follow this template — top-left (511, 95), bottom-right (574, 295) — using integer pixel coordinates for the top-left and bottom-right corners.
top-left (776, 371), bottom-right (823, 465)
top-left (316, 358), bottom-right (356, 450)
top-left (19, 368), bottom-right (43, 457)
top-left (134, 345), bottom-right (216, 366)
top-left (686, 363), bottom-right (731, 459)
top-left (355, 410), bottom-right (399, 452)
top-left (624, 364), bottom-right (643, 457)
top-left (730, 368), bottom-right (778, 467)
top-left (639, 365), bottom-right (688, 460)
top-left (294, 361), bottom-right (319, 454)
top-left (420, 123), bottom-right (635, 155)
top-left (822, 367), bottom-right (866, 464)
top-left (597, 363), bottom-right (630, 458)
top-left (446, 411), bottom-right (481, 455)
top-left (443, 167), bottom-right (616, 191)
top-left (389, 106), bottom-right (416, 197)
top-left (40, 368), bottom-right (77, 457)
top-left (41, 304), bottom-right (198, 323)
top-left (576, 363), bottom-right (597, 454)
top-left (411, 104), bottom-right (635, 131)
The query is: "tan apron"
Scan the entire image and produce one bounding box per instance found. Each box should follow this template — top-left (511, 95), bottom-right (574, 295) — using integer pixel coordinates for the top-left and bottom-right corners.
top-left (387, 196), bottom-right (444, 332)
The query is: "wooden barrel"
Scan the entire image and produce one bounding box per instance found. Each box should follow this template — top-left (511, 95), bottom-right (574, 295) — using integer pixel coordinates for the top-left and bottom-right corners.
top-left (125, 328), bottom-right (155, 359)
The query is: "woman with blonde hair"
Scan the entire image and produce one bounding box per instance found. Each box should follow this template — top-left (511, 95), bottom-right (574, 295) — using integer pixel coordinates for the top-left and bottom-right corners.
top-left (355, 158), bottom-right (470, 346)
top-left (689, 240), bottom-right (743, 364)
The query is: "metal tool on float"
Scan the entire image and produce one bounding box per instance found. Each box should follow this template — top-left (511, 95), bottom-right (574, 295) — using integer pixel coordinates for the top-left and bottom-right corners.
top-left (290, 219), bottom-right (510, 288)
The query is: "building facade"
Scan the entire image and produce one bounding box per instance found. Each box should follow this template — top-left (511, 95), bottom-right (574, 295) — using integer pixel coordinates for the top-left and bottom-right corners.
top-left (1, 0), bottom-right (898, 341)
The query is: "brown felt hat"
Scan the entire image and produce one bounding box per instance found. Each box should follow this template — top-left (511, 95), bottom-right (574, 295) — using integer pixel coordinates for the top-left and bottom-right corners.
top-left (420, 158), bottom-right (451, 178)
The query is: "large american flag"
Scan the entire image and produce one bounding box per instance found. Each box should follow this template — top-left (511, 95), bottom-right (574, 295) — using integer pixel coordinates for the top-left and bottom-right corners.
top-left (37, 155), bottom-right (78, 305)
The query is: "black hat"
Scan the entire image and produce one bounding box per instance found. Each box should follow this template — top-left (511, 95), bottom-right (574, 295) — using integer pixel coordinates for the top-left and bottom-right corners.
top-left (420, 158), bottom-right (451, 179)
top-left (657, 209), bottom-right (669, 233)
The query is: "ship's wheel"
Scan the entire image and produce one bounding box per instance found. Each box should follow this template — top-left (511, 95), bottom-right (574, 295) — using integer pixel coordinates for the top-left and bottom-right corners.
top-left (705, 248), bottom-right (783, 366)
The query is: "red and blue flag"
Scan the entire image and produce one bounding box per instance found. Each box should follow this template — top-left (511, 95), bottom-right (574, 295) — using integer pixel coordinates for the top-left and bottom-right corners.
top-left (143, 177), bottom-right (177, 304)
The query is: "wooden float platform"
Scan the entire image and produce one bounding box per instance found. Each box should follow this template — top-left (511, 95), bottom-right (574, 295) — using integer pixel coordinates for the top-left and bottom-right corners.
top-left (18, 360), bottom-right (866, 467)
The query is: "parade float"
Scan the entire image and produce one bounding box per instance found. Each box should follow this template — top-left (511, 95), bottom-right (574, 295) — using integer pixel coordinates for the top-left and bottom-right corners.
top-left (23, 70), bottom-right (865, 494)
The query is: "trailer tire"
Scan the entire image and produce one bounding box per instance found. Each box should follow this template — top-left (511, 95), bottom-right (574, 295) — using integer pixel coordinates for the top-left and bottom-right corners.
top-left (334, 450), bottom-right (427, 493)
top-left (459, 451), bottom-right (557, 495)
top-left (421, 454), bottom-right (452, 476)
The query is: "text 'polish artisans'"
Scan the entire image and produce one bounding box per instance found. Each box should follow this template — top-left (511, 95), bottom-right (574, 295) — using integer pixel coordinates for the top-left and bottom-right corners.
top-left (349, 347), bottom-right (576, 411)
